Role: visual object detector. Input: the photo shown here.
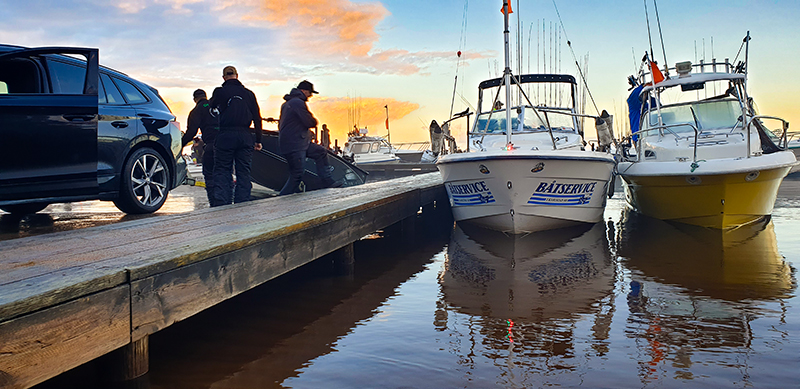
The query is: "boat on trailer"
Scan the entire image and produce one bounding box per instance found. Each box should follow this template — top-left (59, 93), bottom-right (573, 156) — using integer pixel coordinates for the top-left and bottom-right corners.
top-left (618, 33), bottom-right (798, 229)
top-left (436, 4), bottom-right (616, 234)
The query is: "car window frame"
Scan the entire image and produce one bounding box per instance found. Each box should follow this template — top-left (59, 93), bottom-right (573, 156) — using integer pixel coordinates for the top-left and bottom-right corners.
top-left (45, 57), bottom-right (90, 95)
top-left (110, 75), bottom-right (150, 105)
top-left (0, 48), bottom-right (99, 96)
top-left (100, 73), bottom-right (127, 106)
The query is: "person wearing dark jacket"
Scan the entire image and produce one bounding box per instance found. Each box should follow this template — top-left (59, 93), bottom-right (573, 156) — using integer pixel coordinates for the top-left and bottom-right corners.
top-left (278, 80), bottom-right (341, 195)
top-left (182, 89), bottom-right (219, 204)
top-left (208, 66), bottom-right (262, 206)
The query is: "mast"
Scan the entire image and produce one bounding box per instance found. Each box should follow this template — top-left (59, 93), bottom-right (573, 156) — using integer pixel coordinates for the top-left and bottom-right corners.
top-left (503, 0), bottom-right (513, 148)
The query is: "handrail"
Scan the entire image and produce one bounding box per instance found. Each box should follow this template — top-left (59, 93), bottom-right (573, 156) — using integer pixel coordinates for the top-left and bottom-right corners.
top-left (746, 115), bottom-right (790, 150)
top-left (640, 122), bottom-right (700, 162)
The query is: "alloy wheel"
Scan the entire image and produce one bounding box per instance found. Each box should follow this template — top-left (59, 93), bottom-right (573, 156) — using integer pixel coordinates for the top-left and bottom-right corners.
top-left (131, 153), bottom-right (168, 207)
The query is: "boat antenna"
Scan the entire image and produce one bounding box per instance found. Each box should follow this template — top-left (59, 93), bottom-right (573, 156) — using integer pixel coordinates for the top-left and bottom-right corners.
top-left (551, 0), bottom-right (600, 115)
top-left (744, 31), bottom-right (750, 93)
top-left (449, 0), bottom-right (469, 119)
top-left (502, 0), bottom-right (513, 149)
top-left (643, 0), bottom-right (655, 64)
top-left (652, 0), bottom-right (669, 77)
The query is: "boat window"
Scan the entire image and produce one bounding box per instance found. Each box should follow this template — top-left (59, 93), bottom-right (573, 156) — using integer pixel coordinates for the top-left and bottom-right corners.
top-left (474, 106), bottom-right (575, 134)
top-left (371, 142), bottom-right (380, 152)
top-left (646, 99), bottom-right (740, 134)
top-left (351, 143), bottom-right (371, 154)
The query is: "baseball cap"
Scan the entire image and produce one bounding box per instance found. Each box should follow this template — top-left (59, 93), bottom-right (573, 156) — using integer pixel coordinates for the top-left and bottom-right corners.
top-left (297, 80), bottom-right (319, 94)
top-left (222, 66), bottom-right (237, 76)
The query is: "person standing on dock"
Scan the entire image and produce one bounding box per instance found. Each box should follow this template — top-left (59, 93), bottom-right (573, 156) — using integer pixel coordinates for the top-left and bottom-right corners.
top-left (209, 66), bottom-right (263, 206)
top-left (320, 123), bottom-right (331, 149)
top-left (278, 80), bottom-right (342, 195)
top-left (182, 89), bottom-right (219, 205)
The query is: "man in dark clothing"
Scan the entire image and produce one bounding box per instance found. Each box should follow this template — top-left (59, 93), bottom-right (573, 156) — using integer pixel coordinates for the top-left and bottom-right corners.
top-left (278, 80), bottom-right (341, 195)
top-left (208, 66), bottom-right (263, 206)
top-left (182, 89), bottom-right (219, 205)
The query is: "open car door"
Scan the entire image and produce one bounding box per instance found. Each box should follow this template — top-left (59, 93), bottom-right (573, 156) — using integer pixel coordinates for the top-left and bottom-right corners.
top-left (0, 47), bottom-right (99, 204)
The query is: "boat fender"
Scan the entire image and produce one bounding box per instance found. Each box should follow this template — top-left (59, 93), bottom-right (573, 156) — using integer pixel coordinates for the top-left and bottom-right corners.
top-left (596, 110), bottom-right (615, 152)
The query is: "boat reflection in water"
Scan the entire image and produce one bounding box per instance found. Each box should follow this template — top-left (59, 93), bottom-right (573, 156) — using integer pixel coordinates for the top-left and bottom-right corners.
top-left (437, 221), bottom-right (616, 383)
top-left (616, 209), bottom-right (796, 382)
top-left (618, 209), bottom-right (794, 302)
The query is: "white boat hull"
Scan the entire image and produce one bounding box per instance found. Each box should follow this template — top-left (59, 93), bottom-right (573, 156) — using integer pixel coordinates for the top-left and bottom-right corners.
top-left (437, 150), bottom-right (615, 234)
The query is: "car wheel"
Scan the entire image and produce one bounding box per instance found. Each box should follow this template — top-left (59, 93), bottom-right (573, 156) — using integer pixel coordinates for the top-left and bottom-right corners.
top-left (114, 147), bottom-right (170, 214)
top-left (0, 202), bottom-right (49, 215)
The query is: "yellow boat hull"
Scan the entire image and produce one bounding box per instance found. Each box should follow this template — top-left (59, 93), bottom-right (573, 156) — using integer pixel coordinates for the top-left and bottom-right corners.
top-left (621, 165), bottom-right (792, 229)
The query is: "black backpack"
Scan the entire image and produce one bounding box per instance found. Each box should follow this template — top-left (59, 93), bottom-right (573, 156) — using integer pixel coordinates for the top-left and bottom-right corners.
top-left (221, 95), bottom-right (252, 128)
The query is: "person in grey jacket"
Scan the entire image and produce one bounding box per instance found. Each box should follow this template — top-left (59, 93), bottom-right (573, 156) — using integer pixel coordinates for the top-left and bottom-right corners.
top-left (278, 80), bottom-right (341, 195)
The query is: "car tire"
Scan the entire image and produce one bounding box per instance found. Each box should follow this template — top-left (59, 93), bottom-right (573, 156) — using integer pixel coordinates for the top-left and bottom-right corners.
top-left (114, 147), bottom-right (171, 214)
top-left (0, 202), bottom-right (49, 215)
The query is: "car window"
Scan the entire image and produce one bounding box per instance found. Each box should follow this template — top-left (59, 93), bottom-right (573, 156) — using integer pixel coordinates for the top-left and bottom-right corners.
top-left (113, 77), bottom-right (148, 104)
top-left (0, 58), bottom-right (42, 93)
top-left (101, 73), bottom-right (125, 105)
top-left (97, 75), bottom-right (107, 104)
top-left (0, 81), bottom-right (7, 94)
top-left (47, 59), bottom-right (86, 94)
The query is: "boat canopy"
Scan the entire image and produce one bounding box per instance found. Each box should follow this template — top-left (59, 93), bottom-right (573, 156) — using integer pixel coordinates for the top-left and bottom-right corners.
top-left (478, 74), bottom-right (576, 90)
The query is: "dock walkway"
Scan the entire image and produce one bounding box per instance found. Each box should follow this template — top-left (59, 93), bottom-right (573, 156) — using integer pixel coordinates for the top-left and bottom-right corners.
top-left (0, 173), bottom-right (445, 389)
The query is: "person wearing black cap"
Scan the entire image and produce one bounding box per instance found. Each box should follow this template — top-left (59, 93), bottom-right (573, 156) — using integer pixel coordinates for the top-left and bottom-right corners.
top-left (208, 65), bottom-right (263, 206)
top-left (278, 80), bottom-right (342, 195)
top-left (183, 89), bottom-right (219, 204)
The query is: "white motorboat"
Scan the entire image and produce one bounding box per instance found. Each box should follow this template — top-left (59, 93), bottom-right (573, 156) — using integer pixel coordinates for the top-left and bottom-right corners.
top-left (342, 134), bottom-right (400, 164)
top-left (436, 6), bottom-right (616, 234)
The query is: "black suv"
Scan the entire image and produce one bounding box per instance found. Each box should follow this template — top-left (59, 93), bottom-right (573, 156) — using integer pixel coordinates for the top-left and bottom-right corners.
top-left (0, 45), bottom-right (186, 215)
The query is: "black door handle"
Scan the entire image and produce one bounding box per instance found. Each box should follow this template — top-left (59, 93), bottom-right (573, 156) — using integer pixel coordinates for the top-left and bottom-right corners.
top-left (111, 121), bottom-right (129, 128)
top-left (63, 114), bottom-right (96, 121)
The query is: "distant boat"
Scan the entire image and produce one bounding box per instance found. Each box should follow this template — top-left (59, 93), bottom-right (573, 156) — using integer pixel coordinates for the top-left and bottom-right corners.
top-left (618, 32), bottom-right (798, 228)
top-left (342, 132), bottom-right (401, 164)
top-left (251, 130), bottom-right (368, 192)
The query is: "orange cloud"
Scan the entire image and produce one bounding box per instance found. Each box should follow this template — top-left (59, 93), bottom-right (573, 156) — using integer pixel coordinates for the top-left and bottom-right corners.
top-left (307, 96), bottom-right (419, 145)
top-left (252, 0), bottom-right (388, 58)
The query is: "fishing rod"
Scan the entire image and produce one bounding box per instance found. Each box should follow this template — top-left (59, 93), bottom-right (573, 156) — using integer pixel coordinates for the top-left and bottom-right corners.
top-left (652, 0), bottom-right (669, 77)
top-left (551, 0), bottom-right (600, 116)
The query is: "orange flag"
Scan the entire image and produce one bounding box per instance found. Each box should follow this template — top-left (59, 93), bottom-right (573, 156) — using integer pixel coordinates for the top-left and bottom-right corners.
top-left (650, 61), bottom-right (665, 85)
top-left (501, 1), bottom-right (513, 14)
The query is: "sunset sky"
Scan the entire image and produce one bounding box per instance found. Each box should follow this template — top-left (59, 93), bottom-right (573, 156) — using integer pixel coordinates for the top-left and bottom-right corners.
top-left (2, 0), bottom-right (798, 147)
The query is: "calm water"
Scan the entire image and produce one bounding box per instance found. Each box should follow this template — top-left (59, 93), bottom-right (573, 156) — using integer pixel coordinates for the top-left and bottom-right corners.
top-left (37, 190), bottom-right (799, 389)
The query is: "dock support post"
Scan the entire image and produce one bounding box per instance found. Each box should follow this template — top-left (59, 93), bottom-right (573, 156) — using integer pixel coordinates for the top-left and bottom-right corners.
top-left (332, 242), bottom-right (355, 277)
top-left (401, 214), bottom-right (417, 238)
top-left (103, 336), bottom-right (149, 383)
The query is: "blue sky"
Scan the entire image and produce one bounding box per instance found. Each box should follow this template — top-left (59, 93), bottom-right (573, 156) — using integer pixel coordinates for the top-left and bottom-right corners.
top-left (2, 0), bottom-right (798, 145)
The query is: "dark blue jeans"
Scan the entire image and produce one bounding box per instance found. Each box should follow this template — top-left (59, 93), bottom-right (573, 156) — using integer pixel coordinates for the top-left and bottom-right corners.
top-left (202, 144), bottom-right (216, 205)
top-left (212, 130), bottom-right (254, 206)
top-left (279, 143), bottom-right (332, 195)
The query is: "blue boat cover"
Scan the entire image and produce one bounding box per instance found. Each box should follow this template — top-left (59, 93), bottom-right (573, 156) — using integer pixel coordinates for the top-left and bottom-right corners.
top-left (627, 85), bottom-right (644, 141)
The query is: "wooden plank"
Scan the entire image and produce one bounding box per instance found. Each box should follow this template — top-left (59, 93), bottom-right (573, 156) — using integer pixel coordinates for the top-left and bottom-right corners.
top-left (0, 286), bottom-right (130, 389)
top-left (0, 174), bottom-right (443, 323)
top-left (129, 186), bottom-right (434, 339)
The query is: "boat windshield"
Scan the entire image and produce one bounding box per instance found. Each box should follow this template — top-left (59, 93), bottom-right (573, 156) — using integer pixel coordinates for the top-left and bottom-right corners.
top-left (350, 143), bottom-right (372, 154)
top-left (646, 99), bottom-right (742, 134)
top-left (474, 106), bottom-right (575, 134)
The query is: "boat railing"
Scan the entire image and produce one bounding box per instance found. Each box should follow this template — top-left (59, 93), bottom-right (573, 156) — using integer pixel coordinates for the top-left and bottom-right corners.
top-left (469, 106), bottom-right (588, 151)
top-left (640, 122), bottom-right (701, 162)
top-left (746, 115), bottom-right (790, 150)
top-left (641, 58), bottom-right (736, 83)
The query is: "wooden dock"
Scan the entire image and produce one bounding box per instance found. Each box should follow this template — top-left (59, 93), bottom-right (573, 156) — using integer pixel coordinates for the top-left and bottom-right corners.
top-left (0, 173), bottom-right (446, 389)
